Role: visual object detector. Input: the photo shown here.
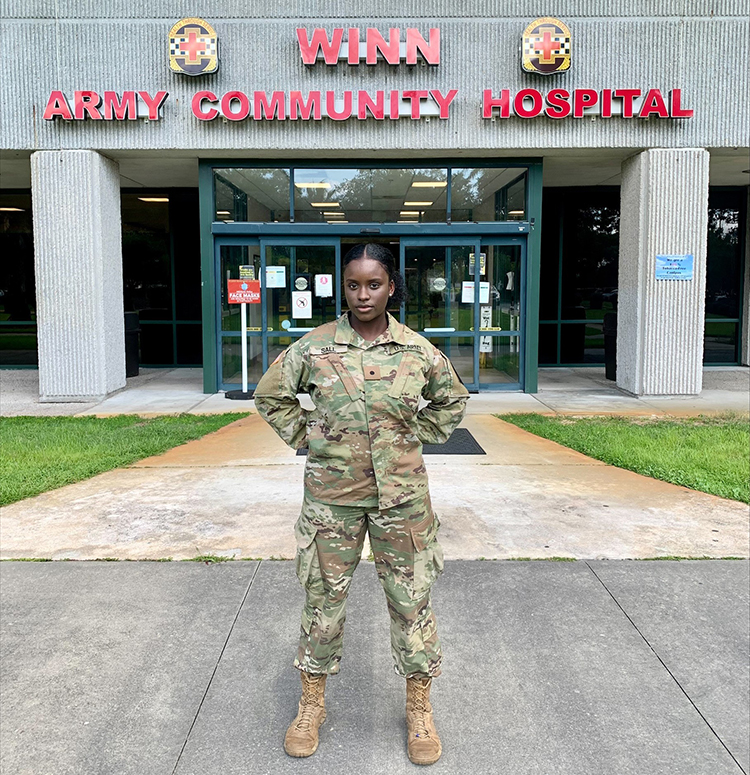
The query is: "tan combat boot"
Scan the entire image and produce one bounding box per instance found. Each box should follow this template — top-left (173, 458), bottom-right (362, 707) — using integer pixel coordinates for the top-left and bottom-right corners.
top-left (406, 675), bottom-right (442, 765)
top-left (284, 671), bottom-right (327, 757)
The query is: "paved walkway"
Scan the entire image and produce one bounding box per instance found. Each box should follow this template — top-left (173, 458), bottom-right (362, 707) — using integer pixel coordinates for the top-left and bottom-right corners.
top-left (1, 366), bottom-right (748, 417)
top-left (1, 559), bottom-right (748, 775)
top-left (1, 413), bottom-right (747, 561)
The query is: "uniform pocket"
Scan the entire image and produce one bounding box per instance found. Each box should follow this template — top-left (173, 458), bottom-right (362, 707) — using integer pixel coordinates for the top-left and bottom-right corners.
top-left (388, 353), bottom-right (422, 399)
top-left (410, 512), bottom-right (444, 599)
top-left (294, 517), bottom-right (319, 587)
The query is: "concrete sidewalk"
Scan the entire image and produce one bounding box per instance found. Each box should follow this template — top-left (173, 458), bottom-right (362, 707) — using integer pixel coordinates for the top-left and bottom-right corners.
top-left (1, 559), bottom-right (748, 775)
top-left (1, 413), bottom-right (747, 561)
top-left (1, 366), bottom-right (748, 417)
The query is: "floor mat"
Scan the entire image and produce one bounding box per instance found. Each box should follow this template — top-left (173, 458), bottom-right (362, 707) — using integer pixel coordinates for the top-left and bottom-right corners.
top-left (297, 428), bottom-right (485, 456)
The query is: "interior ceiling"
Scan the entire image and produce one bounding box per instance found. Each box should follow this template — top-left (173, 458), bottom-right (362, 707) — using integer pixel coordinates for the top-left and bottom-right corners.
top-left (1, 148), bottom-right (748, 190)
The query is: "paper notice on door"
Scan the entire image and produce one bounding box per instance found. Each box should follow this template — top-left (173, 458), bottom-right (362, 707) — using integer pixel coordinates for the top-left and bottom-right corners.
top-left (461, 282), bottom-right (490, 304)
top-left (480, 336), bottom-right (493, 353)
top-left (266, 265), bottom-right (286, 288)
top-left (315, 274), bottom-right (333, 297)
top-left (292, 291), bottom-right (312, 318)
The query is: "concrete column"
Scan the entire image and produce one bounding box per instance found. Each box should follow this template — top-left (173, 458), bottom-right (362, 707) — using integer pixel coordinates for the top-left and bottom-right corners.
top-left (31, 150), bottom-right (125, 401)
top-left (741, 186), bottom-right (750, 367)
top-left (616, 148), bottom-right (709, 396)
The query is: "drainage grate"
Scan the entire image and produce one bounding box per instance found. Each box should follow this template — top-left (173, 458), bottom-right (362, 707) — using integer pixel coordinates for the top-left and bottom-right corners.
top-left (297, 428), bottom-right (485, 456)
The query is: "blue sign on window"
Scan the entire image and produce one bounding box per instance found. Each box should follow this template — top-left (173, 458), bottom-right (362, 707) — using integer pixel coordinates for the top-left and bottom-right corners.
top-left (655, 254), bottom-right (694, 280)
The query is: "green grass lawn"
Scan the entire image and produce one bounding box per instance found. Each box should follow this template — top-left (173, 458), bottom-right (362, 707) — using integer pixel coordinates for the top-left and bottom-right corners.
top-left (0, 413), bottom-right (249, 506)
top-left (501, 413), bottom-right (750, 503)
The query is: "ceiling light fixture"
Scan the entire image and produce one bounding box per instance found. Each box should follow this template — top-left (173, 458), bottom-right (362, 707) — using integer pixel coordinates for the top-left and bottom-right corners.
top-left (400, 211), bottom-right (420, 216)
top-left (311, 202), bottom-right (339, 207)
top-left (324, 211), bottom-right (344, 216)
top-left (216, 210), bottom-right (231, 215)
top-left (0, 207), bottom-right (24, 212)
top-left (508, 210), bottom-right (525, 215)
top-left (294, 182), bottom-right (331, 189)
top-left (138, 197), bottom-right (169, 202)
top-left (403, 201), bottom-right (433, 206)
top-left (411, 181), bottom-right (447, 188)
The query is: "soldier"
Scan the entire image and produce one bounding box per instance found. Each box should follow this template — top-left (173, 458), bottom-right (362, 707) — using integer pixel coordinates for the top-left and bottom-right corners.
top-left (254, 243), bottom-right (468, 765)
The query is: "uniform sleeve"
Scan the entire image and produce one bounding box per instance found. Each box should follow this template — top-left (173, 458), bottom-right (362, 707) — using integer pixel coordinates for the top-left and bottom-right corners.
top-left (254, 344), bottom-right (310, 450)
top-left (415, 349), bottom-right (470, 445)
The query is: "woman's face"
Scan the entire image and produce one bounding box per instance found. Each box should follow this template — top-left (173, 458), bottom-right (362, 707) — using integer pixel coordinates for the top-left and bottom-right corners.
top-left (343, 257), bottom-right (395, 324)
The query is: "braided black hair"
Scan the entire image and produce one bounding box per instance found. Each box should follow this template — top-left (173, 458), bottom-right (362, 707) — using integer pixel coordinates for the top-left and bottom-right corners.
top-left (342, 243), bottom-right (407, 308)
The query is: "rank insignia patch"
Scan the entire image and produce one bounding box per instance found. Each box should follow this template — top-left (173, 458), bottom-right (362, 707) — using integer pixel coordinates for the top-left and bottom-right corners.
top-left (521, 17), bottom-right (571, 75)
top-left (169, 18), bottom-right (218, 76)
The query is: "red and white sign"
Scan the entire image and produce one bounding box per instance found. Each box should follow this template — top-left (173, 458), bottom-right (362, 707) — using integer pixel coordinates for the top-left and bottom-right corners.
top-left (227, 279), bottom-right (261, 304)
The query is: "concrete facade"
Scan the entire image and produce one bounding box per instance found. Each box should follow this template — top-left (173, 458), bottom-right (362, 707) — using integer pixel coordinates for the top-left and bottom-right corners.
top-left (30, 150), bottom-right (126, 401)
top-left (617, 149), bottom-right (709, 396)
top-left (1, 2), bottom-right (748, 396)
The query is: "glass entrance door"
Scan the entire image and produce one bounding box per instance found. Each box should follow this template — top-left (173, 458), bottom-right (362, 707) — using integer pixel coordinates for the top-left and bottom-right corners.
top-left (400, 237), bottom-right (525, 390)
top-left (216, 238), bottom-right (340, 389)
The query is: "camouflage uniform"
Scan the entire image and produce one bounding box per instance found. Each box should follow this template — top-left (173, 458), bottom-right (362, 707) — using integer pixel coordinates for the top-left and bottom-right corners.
top-left (254, 312), bottom-right (468, 677)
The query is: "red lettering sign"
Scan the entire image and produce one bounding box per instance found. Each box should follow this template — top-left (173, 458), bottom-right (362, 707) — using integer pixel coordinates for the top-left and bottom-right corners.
top-left (227, 280), bottom-right (261, 304)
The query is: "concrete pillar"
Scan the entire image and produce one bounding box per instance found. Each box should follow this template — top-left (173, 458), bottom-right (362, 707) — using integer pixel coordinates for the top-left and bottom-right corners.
top-left (741, 186), bottom-right (750, 367)
top-left (31, 150), bottom-right (125, 401)
top-left (616, 148), bottom-right (709, 396)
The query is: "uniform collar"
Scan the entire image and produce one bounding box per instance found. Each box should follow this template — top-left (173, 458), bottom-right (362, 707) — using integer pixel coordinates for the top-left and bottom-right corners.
top-left (334, 312), bottom-right (408, 347)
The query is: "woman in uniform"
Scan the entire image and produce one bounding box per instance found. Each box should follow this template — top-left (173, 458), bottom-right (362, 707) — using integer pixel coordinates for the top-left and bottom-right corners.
top-left (254, 243), bottom-right (468, 765)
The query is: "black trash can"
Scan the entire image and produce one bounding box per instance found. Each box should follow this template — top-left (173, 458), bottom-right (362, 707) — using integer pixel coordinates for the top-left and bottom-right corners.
top-left (124, 311), bottom-right (141, 378)
top-left (603, 312), bottom-right (617, 381)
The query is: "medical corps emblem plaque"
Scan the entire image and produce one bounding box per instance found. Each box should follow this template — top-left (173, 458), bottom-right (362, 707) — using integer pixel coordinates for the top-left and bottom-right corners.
top-left (168, 18), bottom-right (218, 75)
top-left (521, 17), bottom-right (571, 74)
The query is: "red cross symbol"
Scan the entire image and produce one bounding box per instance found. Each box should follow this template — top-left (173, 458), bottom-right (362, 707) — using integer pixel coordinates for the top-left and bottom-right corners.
top-left (536, 30), bottom-right (561, 62)
top-left (180, 31), bottom-right (206, 62)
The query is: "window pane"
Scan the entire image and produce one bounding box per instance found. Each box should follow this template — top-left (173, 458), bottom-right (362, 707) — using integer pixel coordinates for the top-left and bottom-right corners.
top-left (539, 195), bottom-right (561, 321)
top-left (479, 336), bottom-right (520, 384)
top-left (264, 245), bottom-right (338, 331)
top-left (560, 190), bottom-right (620, 320)
top-left (404, 244), bottom-right (474, 331)
top-left (426, 337), bottom-right (473, 385)
top-left (294, 168), bottom-right (448, 223)
top-left (560, 322), bottom-right (604, 364)
top-left (171, 190), bottom-right (202, 321)
top-left (481, 244), bottom-right (522, 332)
top-left (706, 192), bottom-right (742, 320)
top-left (214, 168), bottom-right (291, 222)
top-left (222, 336), bottom-right (263, 385)
top-left (139, 323), bottom-right (173, 365)
top-left (704, 322), bottom-right (738, 363)
top-left (0, 193), bottom-right (35, 324)
top-left (0, 324), bottom-right (37, 366)
top-left (451, 169), bottom-right (526, 221)
top-left (220, 244), bottom-right (261, 332)
top-left (176, 323), bottom-right (203, 365)
top-left (122, 193), bottom-right (171, 320)
top-left (539, 323), bottom-right (558, 365)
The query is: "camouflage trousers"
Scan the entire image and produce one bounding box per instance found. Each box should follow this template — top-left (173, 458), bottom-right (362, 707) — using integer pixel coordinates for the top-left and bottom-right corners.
top-left (293, 491), bottom-right (444, 678)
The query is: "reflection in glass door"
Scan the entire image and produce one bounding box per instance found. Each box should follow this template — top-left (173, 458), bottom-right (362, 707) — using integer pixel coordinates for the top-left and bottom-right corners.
top-left (216, 238), bottom-right (340, 389)
top-left (262, 240), bottom-right (340, 373)
top-left (401, 237), bottom-right (525, 390)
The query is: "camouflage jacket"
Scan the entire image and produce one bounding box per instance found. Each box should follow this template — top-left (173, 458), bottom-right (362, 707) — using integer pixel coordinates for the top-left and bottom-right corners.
top-left (254, 312), bottom-right (469, 509)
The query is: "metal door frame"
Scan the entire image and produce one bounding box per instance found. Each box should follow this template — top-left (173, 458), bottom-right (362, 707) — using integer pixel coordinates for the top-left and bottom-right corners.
top-left (214, 236), bottom-right (340, 389)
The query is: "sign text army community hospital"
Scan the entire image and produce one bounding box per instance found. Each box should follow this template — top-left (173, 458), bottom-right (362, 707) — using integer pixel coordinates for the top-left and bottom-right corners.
top-left (42, 24), bottom-right (694, 124)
